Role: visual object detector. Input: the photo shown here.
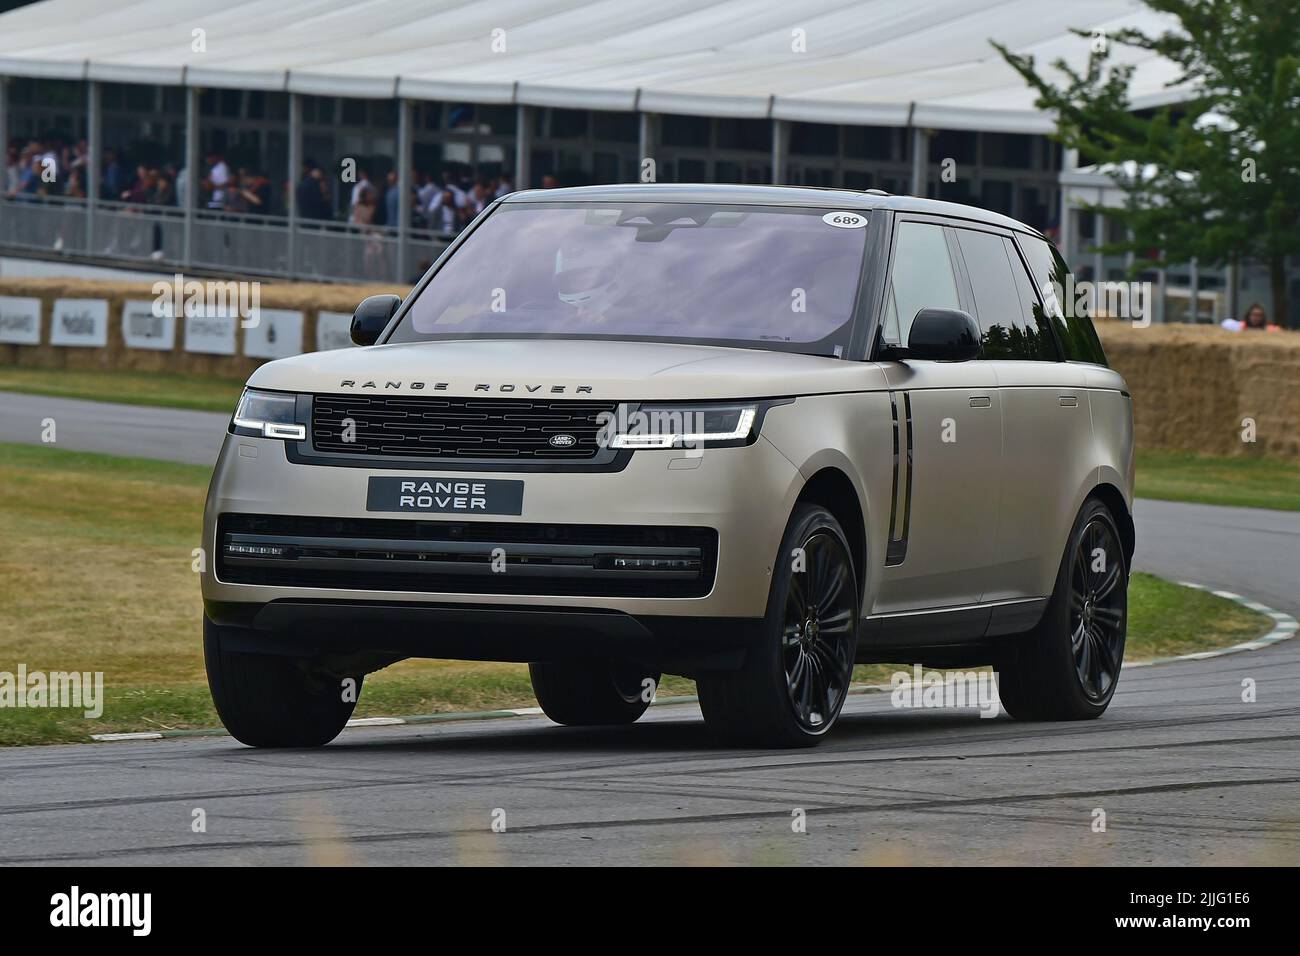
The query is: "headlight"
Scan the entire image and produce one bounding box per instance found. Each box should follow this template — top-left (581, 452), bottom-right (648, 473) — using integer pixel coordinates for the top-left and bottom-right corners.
top-left (231, 388), bottom-right (305, 440)
top-left (602, 403), bottom-right (760, 449)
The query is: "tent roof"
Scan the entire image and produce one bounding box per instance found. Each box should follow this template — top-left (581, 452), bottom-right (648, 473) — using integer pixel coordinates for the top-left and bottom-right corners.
top-left (0, 0), bottom-right (1186, 134)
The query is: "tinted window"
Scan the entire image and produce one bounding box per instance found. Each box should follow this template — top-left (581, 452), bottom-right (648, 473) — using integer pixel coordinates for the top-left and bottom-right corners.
top-left (882, 221), bottom-right (959, 347)
top-left (1019, 236), bottom-right (1109, 366)
top-left (954, 228), bottom-right (1058, 360)
top-left (393, 203), bottom-right (868, 355)
top-left (1004, 237), bottom-right (1059, 359)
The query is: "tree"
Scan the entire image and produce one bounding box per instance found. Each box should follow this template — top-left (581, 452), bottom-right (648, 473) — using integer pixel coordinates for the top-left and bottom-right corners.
top-left (994, 0), bottom-right (1300, 326)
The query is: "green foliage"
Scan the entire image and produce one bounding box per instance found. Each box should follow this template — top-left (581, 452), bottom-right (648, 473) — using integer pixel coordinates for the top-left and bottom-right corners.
top-left (994, 0), bottom-right (1300, 317)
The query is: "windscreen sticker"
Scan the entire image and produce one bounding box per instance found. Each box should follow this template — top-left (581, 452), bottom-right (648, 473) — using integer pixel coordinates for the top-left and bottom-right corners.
top-left (822, 211), bottom-right (868, 229)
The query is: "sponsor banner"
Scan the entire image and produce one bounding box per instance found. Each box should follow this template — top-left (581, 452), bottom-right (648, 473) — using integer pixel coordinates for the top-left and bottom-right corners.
top-left (316, 310), bottom-right (354, 351)
top-left (184, 311), bottom-right (237, 355)
top-left (244, 309), bottom-right (304, 360)
top-left (0, 296), bottom-right (41, 345)
top-left (121, 299), bottom-right (176, 351)
top-left (50, 299), bottom-right (108, 348)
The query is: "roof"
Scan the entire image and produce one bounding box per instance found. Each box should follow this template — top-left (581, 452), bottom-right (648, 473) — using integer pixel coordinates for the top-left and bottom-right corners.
top-left (0, 0), bottom-right (1186, 135)
top-left (504, 183), bottom-right (1042, 234)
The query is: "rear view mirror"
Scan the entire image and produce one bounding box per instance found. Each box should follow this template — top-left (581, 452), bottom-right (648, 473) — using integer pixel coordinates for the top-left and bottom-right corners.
top-left (350, 294), bottom-right (401, 346)
top-left (907, 308), bottom-right (980, 361)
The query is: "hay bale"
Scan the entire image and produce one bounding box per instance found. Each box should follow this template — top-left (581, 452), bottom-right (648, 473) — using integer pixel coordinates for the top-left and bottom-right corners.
top-left (1099, 322), bottom-right (1300, 463)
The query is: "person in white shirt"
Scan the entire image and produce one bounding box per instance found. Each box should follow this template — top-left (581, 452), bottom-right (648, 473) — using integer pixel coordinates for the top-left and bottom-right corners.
top-left (425, 187), bottom-right (457, 233)
top-left (204, 153), bottom-right (230, 209)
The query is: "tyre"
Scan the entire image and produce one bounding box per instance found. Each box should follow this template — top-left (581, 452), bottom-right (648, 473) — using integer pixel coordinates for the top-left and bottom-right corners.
top-left (697, 503), bottom-right (860, 747)
top-left (529, 660), bottom-right (660, 726)
top-left (997, 498), bottom-right (1128, 721)
top-left (203, 616), bottom-right (361, 747)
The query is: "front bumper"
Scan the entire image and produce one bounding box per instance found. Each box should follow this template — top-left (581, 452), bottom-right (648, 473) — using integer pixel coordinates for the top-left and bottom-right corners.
top-left (201, 431), bottom-right (805, 646)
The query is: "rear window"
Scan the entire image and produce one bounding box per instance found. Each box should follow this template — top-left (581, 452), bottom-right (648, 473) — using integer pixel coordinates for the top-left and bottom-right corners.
top-left (390, 202), bottom-right (870, 356)
top-left (1018, 235), bottom-right (1109, 366)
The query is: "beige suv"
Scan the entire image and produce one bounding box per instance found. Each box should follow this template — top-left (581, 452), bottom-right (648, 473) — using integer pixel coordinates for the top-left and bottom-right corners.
top-left (202, 184), bottom-right (1135, 748)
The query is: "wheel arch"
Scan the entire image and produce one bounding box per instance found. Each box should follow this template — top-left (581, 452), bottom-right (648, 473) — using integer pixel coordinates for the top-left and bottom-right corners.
top-left (794, 466), bottom-right (869, 606)
top-left (1087, 482), bottom-right (1135, 571)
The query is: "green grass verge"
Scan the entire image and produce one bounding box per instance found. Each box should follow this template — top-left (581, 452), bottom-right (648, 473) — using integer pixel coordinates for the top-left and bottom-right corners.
top-left (1136, 449), bottom-right (1300, 512)
top-left (0, 441), bottom-right (1278, 745)
top-left (0, 365), bottom-right (243, 414)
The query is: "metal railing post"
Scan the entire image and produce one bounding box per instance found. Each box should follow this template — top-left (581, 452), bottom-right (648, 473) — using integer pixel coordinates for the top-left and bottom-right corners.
top-left (771, 118), bottom-right (788, 184)
top-left (0, 75), bottom-right (7, 239)
top-left (638, 111), bottom-right (656, 182)
top-left (909, 126), bottom-right (927, 197)
top-left (515, 104), bottom-right (531, 188)
top-left (288, 91), bottom-right (301, 277)
top-left (86, 79), bottom-right (100, 253)
top-left (183, 85), bottom-right (198, 268)
top-left (396, 97), bottom-right (411, 283)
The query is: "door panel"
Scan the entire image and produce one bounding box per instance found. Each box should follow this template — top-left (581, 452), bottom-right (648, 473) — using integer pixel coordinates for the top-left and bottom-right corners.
top-left (874, 361), bottom-right (1002, 611)
top-left (986, 360), bottom-right (1093, 600)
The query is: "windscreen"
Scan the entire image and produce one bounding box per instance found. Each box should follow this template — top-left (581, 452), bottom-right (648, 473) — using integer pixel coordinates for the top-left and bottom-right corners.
top-left (390, 202), bottom-right (869, 355)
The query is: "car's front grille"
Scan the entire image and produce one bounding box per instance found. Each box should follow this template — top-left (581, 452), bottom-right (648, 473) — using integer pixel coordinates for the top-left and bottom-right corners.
top-left (309, 394), bottom-right (617, 460)
top-left (216, 514), bottom-right (718, 598)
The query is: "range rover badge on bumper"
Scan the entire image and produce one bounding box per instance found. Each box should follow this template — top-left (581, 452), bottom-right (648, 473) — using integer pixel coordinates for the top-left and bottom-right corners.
top-left (366, 477), bottom-right (524, 515)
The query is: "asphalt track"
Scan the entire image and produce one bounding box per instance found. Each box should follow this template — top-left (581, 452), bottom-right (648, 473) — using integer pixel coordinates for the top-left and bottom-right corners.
top-left (0, 394), bottom-right (1296, 865)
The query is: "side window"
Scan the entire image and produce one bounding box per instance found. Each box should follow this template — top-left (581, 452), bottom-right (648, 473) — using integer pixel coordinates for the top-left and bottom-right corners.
top-left (1003, 237), bottom-right (1060, 360)
top-left (954, 228), bottom-right (1057, 360)
top-left (883, 221), bottom-right (959, 346)
top-left (1018, 235), bottom-right (1109, 366)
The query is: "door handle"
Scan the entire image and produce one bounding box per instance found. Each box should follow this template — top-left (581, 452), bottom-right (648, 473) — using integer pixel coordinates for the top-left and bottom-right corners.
top-left (1059, 395), bottom-right (1079, 407)
top-left (969, 396), bottom-right (992, 408)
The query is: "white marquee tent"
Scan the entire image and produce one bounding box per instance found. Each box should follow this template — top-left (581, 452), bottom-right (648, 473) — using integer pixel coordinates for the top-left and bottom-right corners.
top-left (0, 0), bottom-right (1186, 134)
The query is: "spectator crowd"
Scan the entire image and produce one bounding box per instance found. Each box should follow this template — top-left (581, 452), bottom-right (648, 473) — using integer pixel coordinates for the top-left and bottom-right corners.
top-left (5, 134), bottom-right (544, 238)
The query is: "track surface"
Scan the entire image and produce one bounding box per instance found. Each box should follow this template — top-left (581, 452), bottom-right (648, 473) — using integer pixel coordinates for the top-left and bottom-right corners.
top-left (0, 396), bottom-right (1297, 864)
top-left (0, 391), bottom-right (227, 466)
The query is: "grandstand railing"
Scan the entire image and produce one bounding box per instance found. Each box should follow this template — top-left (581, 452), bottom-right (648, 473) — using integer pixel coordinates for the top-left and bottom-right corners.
top-left (0, 196), bottom-right (451, 284)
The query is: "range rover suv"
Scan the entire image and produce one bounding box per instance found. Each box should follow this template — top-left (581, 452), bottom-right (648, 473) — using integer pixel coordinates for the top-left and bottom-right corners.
top-left (202, 184), bottom-right (1134, 748)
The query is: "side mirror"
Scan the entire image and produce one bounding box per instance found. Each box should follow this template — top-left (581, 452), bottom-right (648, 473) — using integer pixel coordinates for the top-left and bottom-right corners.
top-left (350, 294), bottom-right (401, 346)
top-left (907, 308), bottom-right (980, 361)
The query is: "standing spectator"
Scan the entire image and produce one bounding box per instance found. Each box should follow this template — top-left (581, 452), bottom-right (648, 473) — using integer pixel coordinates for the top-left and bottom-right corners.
top-left (426, 186), bottom-right (456, 233)
top-left (174, 163), bottom-right (189, 207)
top-left (38, 141), bottom-right (59, 193)
top-left (149, 171), bottom-right (174, 207)
top-left (295, 160), bottom-right (328, 219)
top-left (1223, 302), bottom-right (1283, 332)
top-left (122, 164), bottom-right (152, 204)
top-left (349, 168), bottom-right (373, 221)
top-left (237, 168), bottom-right (270, 213)
top-left (223, 168), bottom-right (250, 214)
top-left (203, 151), bottom-right (231, 209)
top-left (147, 170), bottom-right (172, 260)
top-left (15, 154), bottom-right (43, 199)
top-left (417, 168), bottom-right (438, 216)
top-left (384, 170), bottom-right (403, 227)
top-left (3, 144), bottom-right (20, 195)
top-left (68, 139), bottom-right (89, 179)
top-left (64, 167), bottom-right (86, 200)
top-left (102, 148), bottom-right (126, 200)
top-left (495, 172), bottom-right (515, 197)
top-left (349, 183), bottom-right (376, 227)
